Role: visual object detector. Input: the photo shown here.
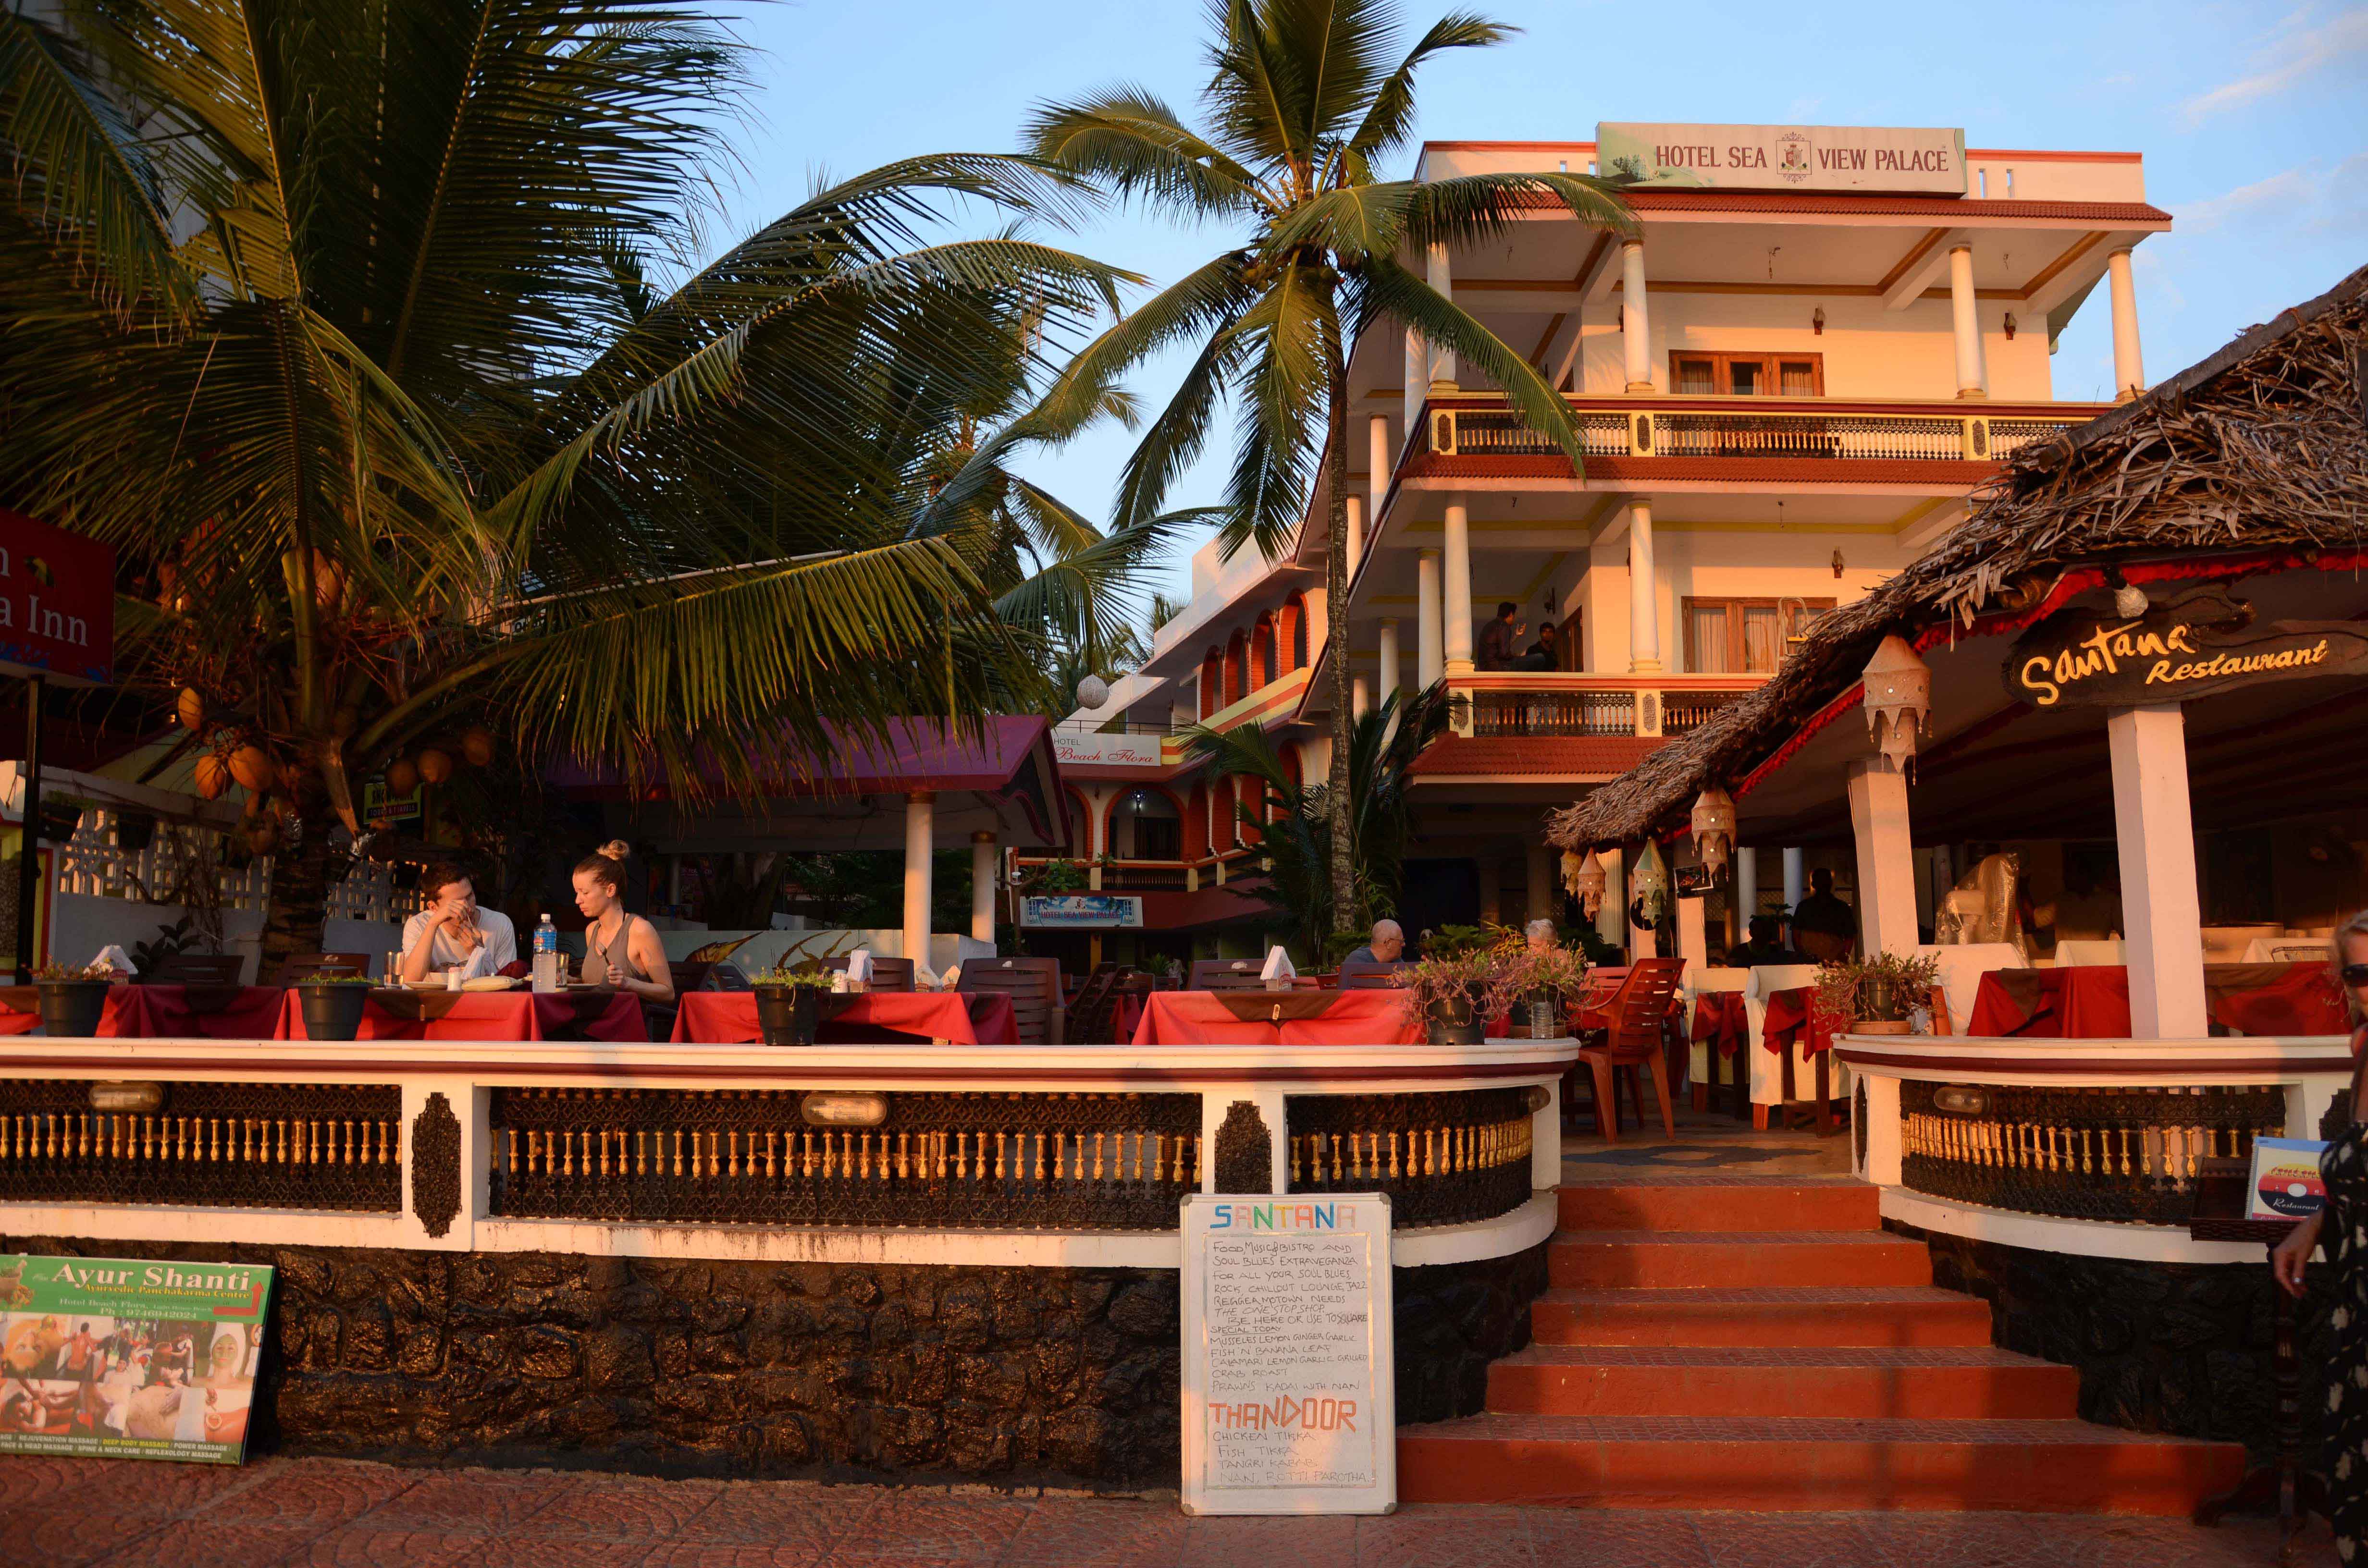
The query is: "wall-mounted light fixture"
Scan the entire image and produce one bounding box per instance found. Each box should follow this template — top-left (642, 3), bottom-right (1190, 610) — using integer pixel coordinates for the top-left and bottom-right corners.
top-left (2003, 312), bottom-right (2018, 342)
top-left (1812, 307), bottom-right (1825, 336)
top-left (1831, 549), bottom-right (1846, 579)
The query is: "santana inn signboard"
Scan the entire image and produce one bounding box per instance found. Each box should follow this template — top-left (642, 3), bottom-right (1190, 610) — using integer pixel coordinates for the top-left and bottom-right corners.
top-left (0, 507), bottom-right (113, 686)
top-left (1598, 123), bottom-right (1968, 195)
top-left (2005, 589), bottom-right (2368, 708)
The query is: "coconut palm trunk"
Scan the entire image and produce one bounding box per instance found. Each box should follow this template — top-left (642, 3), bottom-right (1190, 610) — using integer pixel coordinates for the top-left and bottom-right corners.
top-left (1322, 320), bottom-right (1357, 926)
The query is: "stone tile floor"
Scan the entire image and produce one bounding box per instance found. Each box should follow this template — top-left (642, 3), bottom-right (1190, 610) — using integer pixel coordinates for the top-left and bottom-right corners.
top-left (1562, 1102), bottom-right (1860, 1181)
top-left (0, 1454), bottom-right (2322, 1565)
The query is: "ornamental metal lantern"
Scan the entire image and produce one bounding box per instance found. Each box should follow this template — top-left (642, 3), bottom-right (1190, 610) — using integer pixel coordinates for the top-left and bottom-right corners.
top-left (1564, 849), bottom-right (1606, 918)
top-left (1861, 634), bottom-right (1932, 771)
top-left (1632, 838), bottom-right (1671, 926)
top-left (1690, 786), bottom-right (1737, 877)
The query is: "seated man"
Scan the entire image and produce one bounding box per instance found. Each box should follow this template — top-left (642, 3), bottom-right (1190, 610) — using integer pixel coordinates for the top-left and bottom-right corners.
top-left (1726, 915), bottom-right (1799, 968)
top-left (399, 860), bottom-right (519, 982)
top-left (1343, 919), bottom-right (1405, 969)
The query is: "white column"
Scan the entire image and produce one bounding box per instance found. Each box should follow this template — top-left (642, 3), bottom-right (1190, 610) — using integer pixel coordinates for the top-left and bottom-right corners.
top-left (1442, 496), bottom-right (1474, 676)
top-left (1677, 895), bottom-right (1708, 972)
top-left (1402, 327), bottom-right (1428, 456)
top-left (1948, 244), bottom-right (1987, 400)
top-left (2108, 704), bottom-right (2207, 1037)
top-left (1343, 493), bottom-right (1364, 579)
top-left (2108, 247), bottom-right (2146, 403)
top-left (1351, 675), bottom-right (1370, 719)
top-left (903, 791), bottom-right (935, 964)
top-left (1782, 847), bottom-right (1805, 915)
top-left (1527, 841), bottom-right (1556, 924)
top-left (1477, 858), bottom-right (1502, 925)
top-left (1620, 241), bottom-right (1653, 392)
top-left (1595, 847), bottom-right (1626, 949)
top-left (1736, 846), bottom-right (1760, 925)
top-left (1368, 414), bottom-right (1392, 523)
top-left (1377, 618), bottom-right (1402, 704)
top-left (1415, 550), bottom-right (1444, 687)
top-left (1426, 241), bottom-right (1456, 389)
top-left (1846, 761), bottom-right (1919, 957)
top-left (969, 830), bottom-right (997, 944)
top-left (1626, 498), bottom-right (1660, 674)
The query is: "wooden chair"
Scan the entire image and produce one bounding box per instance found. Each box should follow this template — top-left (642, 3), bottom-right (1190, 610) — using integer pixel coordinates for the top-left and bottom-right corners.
top-left (1067, 967), bottom-right (1121, 1041)
top-left (144, 953), bottom-right (245, 986)
top-left (266, 951), bottom-right (371, 986)
top-left (959, 956), bottom-right (1063, 1045)
top-left (1568, 957), bottom-right (1686, 1142)
top-left (826, 954), bottom-right (914, 993)
top-left (1335, 958), bottom-right (1406, 991)
top-left (668, 960), bottom-right (715, 994)
top-left (1187, 958), bottom-right (1267, 992)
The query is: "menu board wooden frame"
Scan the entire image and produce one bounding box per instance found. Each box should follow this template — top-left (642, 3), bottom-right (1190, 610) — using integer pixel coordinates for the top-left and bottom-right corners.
top-left (1180, 1192), bottom-right (1396, 1516)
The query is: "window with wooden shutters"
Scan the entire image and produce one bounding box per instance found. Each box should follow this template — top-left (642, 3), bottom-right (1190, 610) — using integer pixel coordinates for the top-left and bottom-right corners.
top-left (1685, 596), bottom-right (1836, 673)
top-left (1665, 352), bottom-right (1824, 396)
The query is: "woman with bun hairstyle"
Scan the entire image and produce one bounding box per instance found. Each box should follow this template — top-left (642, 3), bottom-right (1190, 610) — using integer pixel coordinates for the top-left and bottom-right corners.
top-left (574, 842), bottom-right (675, 1031)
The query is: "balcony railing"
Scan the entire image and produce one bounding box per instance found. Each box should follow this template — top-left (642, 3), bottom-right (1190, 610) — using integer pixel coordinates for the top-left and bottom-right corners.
top-left (1012, 845), bottom-right (1265, 896)
top-left (1445, 674), bottom-right (1764, 742)
top-left (1422, 398), bottom-right (2091, 467)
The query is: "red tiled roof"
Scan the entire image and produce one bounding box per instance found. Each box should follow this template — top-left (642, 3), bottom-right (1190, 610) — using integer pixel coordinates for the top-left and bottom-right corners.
top-left (1407, 735), bottom-right (1665, 780)
top-left (1404, 454), bottom-right (1998, 486)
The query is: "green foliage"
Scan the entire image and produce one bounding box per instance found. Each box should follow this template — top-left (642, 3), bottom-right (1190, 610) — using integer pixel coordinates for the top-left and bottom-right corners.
top-left (1813, 950), bottom-right (1944, 1024)
top-left (1418, 923), bottom-right (1500, 960)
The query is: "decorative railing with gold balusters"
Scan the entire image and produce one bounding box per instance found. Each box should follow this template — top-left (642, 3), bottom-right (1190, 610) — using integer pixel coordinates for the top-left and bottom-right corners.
top-left (0, 1078), bottom-right (401, 1211)
top-left (1285, 1089), bottom-right (1538, 1227)
top-left (1898, 1079), bottom-right (2287, 1226)
top-left (488, 1089), bottom-right (1206, 1231)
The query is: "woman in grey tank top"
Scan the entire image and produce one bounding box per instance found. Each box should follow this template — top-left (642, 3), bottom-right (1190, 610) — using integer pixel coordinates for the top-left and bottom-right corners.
top-left (573, 843), bottom-right (675, 1031)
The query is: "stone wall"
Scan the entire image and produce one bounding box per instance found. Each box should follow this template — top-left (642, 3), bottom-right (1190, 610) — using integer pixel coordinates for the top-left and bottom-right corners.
top-left (3, 1234), bottom-right (1548, 1486)
top-left (1898, 1223), bottom-right (2333, 1470)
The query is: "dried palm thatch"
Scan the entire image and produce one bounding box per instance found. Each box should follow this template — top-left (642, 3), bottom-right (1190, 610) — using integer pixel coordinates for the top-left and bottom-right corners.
top-left (1550, 261), bottom-right (2368, 850)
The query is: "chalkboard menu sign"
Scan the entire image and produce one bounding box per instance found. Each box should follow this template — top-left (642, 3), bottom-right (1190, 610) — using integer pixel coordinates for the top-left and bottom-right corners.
top-left (1180, 1194), bottom-right (1395, 1516)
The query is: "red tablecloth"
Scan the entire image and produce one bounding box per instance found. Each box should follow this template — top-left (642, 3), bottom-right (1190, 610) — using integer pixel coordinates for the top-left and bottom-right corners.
top-left (2205, 962), bottom-right (2347, 1036)
top-left (669, 991), bottom-right (1018, 1045)
top-left (1129, 990), bottom-right (1421, 1046)
top-left (1113, 992), bottom-right (1147, 1044)
top-left (274, 989), bottom-right (649, 1042)
top-left (101, 985), bottom-right (292, 1040)
top-left (1692, 992), bottom-right (1749, 1057)
top-left (1965, 968), bottom-right (2132, 1038)
top-left (1762, 987), bottom-right (1837, 1057)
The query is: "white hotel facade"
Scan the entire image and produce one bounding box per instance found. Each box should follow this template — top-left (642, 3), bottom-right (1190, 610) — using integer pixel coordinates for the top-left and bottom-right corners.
top-left (1036, 123), bottom-right (2169, 964)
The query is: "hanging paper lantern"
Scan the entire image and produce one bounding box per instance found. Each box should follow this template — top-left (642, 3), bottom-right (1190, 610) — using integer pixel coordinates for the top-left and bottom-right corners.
top-left (1565, 849), bottom-right (1606, 918)
top-left (1632, 839), bottom-right (1671, 927)
top-left (1861, 634), bottom-right (1932, 772)
top-left (1690, 787), bottom-right (1737, 877)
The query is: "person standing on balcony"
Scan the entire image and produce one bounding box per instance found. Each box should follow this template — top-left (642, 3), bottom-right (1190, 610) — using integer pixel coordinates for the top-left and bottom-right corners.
top-left (2273, 908), bottom-right (2368, 1563)
top-left (1478, 603), bottom-right (1524, 671)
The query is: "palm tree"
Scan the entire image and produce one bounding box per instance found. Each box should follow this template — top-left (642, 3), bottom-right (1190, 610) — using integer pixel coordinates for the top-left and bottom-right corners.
top-left (1026, 0), bottom-right (1633, 941)
top-left (1185, 683), bottom-right (1449, 958)
top-left (0, 0), bottom-right (1147, 959)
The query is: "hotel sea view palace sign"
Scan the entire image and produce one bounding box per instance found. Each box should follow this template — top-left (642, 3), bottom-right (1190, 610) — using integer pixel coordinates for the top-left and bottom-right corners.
top-left (2005, 588), bottom-right (2368, 707)
top-left (1598, 123), bottom-right (1967, 195)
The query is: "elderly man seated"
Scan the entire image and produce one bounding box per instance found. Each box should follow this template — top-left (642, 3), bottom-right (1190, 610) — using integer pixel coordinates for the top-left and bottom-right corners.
top-left (1344, 919), bottom-right (1405, 968)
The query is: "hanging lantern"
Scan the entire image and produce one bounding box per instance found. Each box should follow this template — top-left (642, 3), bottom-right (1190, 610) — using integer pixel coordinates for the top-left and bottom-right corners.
top-left (1565, 849), bottom-right (1606, 919)
top-left (1861, 634), bottom-right (1932, 772)
top-left (1632, 839), bottom-right (1671, 926)
top-left (1690, 786), bottom-right (1737, 877)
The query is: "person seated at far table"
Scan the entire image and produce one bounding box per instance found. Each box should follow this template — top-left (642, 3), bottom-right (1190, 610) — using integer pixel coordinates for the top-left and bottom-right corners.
top-left (574, 842), bottom-right (674, 1024)
top-left (1344, 919), bottom-right (1405, 968)
top-left (1727, 916), bottom-right (1801, 968)
top-left (399, 861), bottom-right (518, 981)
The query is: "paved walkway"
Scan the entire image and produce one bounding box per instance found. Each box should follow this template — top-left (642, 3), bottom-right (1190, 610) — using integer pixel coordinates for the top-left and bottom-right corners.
top-left (0, 1454), bottom-right (2316, 1565)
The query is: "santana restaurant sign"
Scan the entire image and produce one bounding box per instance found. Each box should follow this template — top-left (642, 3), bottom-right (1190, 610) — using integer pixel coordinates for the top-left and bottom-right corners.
top-left (1598, 123), bottom-right (1967, 195)
top-left (2005, 589), bottom-right (2368, 708)
top-left (0, 507), bottom-right (114, 686)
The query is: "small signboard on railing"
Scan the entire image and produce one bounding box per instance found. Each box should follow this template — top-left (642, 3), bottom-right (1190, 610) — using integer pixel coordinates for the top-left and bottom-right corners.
top-left (0, 1253), bottom-right (273, 1464)
top-left (1181, 1193), bottom-right (1394, 1516)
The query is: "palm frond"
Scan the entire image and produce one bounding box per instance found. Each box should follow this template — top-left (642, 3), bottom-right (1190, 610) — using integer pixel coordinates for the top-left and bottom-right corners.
top-left (1345, 11), bottom-right (1508, 165)
top-left (1023, 90), bottom-right (1269, 217)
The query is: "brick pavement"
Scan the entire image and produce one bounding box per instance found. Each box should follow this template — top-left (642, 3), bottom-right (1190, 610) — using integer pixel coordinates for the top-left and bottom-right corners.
top-left (0, 1455), bottom-right (2321, 1566)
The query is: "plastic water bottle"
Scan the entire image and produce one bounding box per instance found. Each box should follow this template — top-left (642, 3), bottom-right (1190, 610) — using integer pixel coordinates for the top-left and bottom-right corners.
top-left (534, 914), bottom-right (558, 992)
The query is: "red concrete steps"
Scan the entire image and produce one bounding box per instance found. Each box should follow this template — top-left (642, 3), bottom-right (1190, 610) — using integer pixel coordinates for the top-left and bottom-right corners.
top-left (1394, 1414), bottom-right (2249, 1514)
top-left (1486, 1344), bottom-right (2080, 1420)
top-left (1529, 1286), bottom-right (1996, 1348)
top-left (1558, 1178), bottom-right (1878, 1233)
top-left (1548, 1229), bottom-right (1934, 1290)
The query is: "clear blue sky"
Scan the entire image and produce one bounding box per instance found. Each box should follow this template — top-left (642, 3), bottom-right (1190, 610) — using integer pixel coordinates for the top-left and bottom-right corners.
top-left (711, 0), bottom-right (2367, 612)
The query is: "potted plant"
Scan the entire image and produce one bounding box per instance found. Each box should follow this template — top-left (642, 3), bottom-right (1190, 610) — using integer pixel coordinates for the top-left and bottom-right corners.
top-left (294, 974), bottom-right (374, 1041)
top-left (1394, 949), bottom-right (1519, 1047)
top-left (32, 962), bottom-right (116, 1036)
top-left (1509, 943), bottom-right (1590, 1040)
top-left (749, 966), bottom-right (840, 1046)
top-left (1813, 950), bottom-right (1943, 1036)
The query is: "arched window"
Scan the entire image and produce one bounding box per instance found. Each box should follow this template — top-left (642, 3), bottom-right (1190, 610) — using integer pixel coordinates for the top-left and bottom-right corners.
top-left (1107, 786), bottom-right (1184, 861)
top-left (1252, 612), bottom-right (1277, 690)
top-left (1199, 650), bottom-right (1221, 718)
top-left (1224, 631), bottom-right (1247, 708)
top-left (1281, 742), bottom-right (1304, 795)
top-left (1284, 594), bottom-right (1310, 670)
top-left (1212, 774), bottom-right (1238, 849)
top-left (1185, 780), bottom-right (1211, 859)
top-left (1063, 786), bottom-right (1097, 856)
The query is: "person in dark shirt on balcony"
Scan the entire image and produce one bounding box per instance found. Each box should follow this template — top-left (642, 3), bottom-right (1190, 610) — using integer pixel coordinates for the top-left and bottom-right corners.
top-left (1477, 602), bottom-right (1523, 670)
top-left (1726, 916), bottom-right (1799, 968)
top-left (1516, 622), bottom-right (1559, 671)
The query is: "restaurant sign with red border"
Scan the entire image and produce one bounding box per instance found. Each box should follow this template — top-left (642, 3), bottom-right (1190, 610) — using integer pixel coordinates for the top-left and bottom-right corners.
top-left (0, 507), bottom-right (114, 685)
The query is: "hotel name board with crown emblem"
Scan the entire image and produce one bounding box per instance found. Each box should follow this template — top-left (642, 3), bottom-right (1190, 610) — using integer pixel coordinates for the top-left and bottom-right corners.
top-left (1597, 124), bottom-right (1967, 195)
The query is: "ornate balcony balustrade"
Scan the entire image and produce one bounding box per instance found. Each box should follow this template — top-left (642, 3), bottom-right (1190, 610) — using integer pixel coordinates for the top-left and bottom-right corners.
top-left (1420, 397), bottom-right (2092, 467)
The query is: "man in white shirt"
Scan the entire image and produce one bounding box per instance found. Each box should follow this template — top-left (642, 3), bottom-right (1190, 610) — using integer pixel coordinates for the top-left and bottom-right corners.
top-left (398, 862), bottom-right (518, 981)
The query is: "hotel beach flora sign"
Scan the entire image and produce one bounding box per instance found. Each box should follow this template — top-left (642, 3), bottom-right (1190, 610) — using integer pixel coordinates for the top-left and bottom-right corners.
top-left (1598, 123), bottom-right (1967, 195)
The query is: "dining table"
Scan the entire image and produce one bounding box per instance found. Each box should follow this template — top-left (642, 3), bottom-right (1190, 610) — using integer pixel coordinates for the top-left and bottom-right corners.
top-left (298, 987), bottom-right (651, 1042)
top-left (1964, 961), bottom-right (2345, 1038)
top-left (669, 991), bottom-right (1020, 1046)
top-left (1128, 989), bottom-right (1420, 1046)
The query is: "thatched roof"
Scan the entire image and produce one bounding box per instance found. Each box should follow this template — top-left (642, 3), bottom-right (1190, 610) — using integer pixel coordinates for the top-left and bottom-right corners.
top-left (1548, 261), bottom-right (2368, 850)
